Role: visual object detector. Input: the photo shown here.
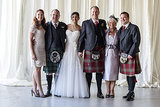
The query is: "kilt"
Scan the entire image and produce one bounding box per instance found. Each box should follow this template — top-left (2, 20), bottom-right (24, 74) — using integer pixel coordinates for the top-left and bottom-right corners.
top-left (43, 48), bottom-right (63, 73)
top-left (83, 47), bottom-right (105, 73)
top-left (120, 53), bottom-right (141, 75)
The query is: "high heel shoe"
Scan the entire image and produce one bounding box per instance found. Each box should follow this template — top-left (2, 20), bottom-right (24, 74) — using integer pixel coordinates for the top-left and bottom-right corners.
top-left (110, 95), bottom-right (115, 98)
top-left (105, 94), bottom-right (110, 98)
top-left (36, 89), bottom-right (46, 98)
top-left (31, 89), bottom-right (40, 97)
top-left (40, 95), bottom-right (46, 98)
top-left (37, 90), bottom-right (40, 96)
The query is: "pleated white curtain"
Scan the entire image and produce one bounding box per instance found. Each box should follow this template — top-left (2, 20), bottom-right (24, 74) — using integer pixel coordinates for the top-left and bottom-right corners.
top-left (0, 0), bottom-right (159, 87)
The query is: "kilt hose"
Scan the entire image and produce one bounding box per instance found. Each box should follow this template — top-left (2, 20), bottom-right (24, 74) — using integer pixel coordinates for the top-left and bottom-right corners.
top-left (83, 48), bottom-right (105, 73)
top-left (43, 49), bottom-right (63, 74)
top-left (120, 53), bottom-right (141, 75)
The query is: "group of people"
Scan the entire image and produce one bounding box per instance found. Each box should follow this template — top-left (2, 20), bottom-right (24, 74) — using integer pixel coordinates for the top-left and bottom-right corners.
top-left (29, 6), bottom-right (141, 101)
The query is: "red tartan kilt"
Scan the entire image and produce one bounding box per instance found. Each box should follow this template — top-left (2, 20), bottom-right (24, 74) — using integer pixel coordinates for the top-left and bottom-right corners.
top-left (83, 49), bottom-right (105, 73)
top-left (120, 53), bottom-right (142, 75)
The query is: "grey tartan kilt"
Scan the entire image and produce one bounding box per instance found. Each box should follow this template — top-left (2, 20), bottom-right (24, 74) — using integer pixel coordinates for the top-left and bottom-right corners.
top-left (43, 48), bottom-right (63, 73)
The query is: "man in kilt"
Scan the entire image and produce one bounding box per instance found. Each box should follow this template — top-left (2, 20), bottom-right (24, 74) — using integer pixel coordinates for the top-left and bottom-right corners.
top-left (43, 9), bottom-right (67, 97)
top-left (117, 12), bottom-right (142, 101)
top-left (78, 6), bottom-right (107, 98)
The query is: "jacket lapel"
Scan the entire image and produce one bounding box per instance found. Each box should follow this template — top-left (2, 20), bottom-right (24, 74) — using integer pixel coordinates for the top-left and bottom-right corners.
top-left (120, 23), bottom-right (131, 41)
top-left (48, 21), bottom-right (53, 31)
top-left (56, 22), bottom-right (65, 48)
top-left (98, 20), bottom-right (104, 36)
top-left (46, 21), bottom-right (53, 50)
top-left (48, 21), bottom-right (53, 41)
top-left (89, 19), bottom-right (96, 34)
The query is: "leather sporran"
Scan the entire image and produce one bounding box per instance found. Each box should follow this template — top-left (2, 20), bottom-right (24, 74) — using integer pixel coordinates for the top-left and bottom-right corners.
top-left (120, 53), bottom-right (128, 64)
top-left (50, 51), bottom-right (61, 63)
top-left (91, 51), bottom-right (100, 60)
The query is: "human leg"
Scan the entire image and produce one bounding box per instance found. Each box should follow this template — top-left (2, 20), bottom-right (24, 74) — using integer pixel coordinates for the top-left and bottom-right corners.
top-left (32, 70), bottom-right (37, 94)
top-left (126, 76), bottom-right (136, 101)
top-left (96, 73), bottom-right (104, 98)
top-left (85, 73), bottom-right (92, 97)
top-left (110, 81), bottom-right (116, 98)
top-left (45, 74), bottom-right (53, 97)
top-left (123, 76), bottom-right (130, 98)
top-left (105, 80), bottom-right (110, 98)
top-left (36, 67), bottom-right (45, 97)
top-left (32, 67), bottom-right (40, 97)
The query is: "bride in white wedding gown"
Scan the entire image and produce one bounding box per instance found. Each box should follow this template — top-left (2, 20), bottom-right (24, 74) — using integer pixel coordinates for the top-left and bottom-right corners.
top-left (54, 12), bottom-right (89, 98)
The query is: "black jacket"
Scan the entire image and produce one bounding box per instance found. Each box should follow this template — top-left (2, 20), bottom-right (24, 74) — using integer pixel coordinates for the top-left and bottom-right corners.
top-left (45, 21), bottom-right (67, 52)
top-left (78, 19), bottom-right (107, 52)
top-left (117, 23), bottom-right (141, 57)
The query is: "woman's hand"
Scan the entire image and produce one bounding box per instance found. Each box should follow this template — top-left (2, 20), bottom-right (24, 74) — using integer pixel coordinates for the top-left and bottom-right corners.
top-left (32, 54), bottom-right (37, 61)
top-left (32, 39), bottom-right (36, 46)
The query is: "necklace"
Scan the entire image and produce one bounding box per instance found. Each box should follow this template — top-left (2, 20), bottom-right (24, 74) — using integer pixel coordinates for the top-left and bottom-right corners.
top-left (71, 24), bottom-right (79, 31)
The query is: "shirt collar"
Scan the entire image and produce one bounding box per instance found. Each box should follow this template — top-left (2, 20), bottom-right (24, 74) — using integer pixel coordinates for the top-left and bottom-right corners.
top-left (123, 22), bottom-right (130, 28)
top-left (52, 21), bottom-right (59, 26)
top-left (92, 18), bottom-right (99, 23)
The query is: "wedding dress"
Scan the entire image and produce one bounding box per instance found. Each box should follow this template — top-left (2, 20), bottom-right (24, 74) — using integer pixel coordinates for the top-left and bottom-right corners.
top-left (54, 30), bottom-right (89, 98)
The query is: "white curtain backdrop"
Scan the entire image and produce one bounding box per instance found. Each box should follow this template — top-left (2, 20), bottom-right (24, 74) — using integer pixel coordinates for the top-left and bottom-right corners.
top-left (0, 0), bottom-right (159, 87)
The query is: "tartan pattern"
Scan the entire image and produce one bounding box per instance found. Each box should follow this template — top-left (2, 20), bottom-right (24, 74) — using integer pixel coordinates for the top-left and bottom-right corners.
top-left (120, 54), bottom-right (141, 75)
top-left (83, 49), bottom-right (105, 73)
top-left (43, 49), bottom-right (63, 73)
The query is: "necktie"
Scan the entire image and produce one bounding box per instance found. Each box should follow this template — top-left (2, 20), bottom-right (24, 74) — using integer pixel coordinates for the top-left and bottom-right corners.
top-left (123, 26), bottom-right (125, 31)
top-left (54, 23), bottom-right (57, 29)
top-left (95, 20), bottom-right (98, 27)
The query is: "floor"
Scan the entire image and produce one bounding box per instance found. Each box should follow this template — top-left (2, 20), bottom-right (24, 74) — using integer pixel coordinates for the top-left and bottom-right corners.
top-left (0, 83), bottom-right (160, 107)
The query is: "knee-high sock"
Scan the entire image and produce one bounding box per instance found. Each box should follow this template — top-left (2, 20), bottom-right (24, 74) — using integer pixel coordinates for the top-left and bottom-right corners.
top-left (127, 76), bottom-right (130, 91)
top-left (86, 73), bottom-right (92, 92)
top-left (128, 76), bottom-right (136, 92)
top-left (46, 75), bottom-right (53, 93)
top-left (96, 73), bottom-right (103, 94)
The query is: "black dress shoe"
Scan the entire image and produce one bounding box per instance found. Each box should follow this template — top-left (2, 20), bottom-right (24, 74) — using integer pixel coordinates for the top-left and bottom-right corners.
top-left (123, 95), bottom-right (128, 98)
top-left (97, 93), bottom-right (104, 99)
top-left (126, 92), bottom-right (135, 101)
top-left (126, 97), bottom-right (134, 101)
top-left (54, 94), bottom-right (61, 97)
top-left (45, 91), bottom-right (52, 97)
top-left (123, 92), bottom-right (129, 98)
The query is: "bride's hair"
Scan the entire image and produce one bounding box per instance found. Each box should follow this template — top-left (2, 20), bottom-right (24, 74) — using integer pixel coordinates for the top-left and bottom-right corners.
top-left (71, 12), bottom-right (79, 19)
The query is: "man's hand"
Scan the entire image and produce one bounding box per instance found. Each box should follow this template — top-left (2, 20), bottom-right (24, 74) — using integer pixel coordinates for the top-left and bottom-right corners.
top-left (78, 52), bottom-right (83, 57)
top-left (128, 55), bottom-right (133, 59)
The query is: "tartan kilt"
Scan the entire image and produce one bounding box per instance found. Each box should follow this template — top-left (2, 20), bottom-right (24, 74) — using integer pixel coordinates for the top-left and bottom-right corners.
top-left (43, 48), bottom-right (63, 74)
top-left (120, 53), bottom-right (142, 75)
top-left (83, 48), bottom-right (105, 73)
